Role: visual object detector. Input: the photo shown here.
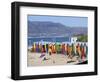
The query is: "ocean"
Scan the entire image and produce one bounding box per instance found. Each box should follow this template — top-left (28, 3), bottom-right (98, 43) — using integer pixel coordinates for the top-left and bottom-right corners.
top-left (28, 37), bottom-right (71, 46)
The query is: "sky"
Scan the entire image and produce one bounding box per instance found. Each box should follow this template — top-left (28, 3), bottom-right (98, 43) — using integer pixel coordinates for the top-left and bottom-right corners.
top-left (28, 15), bottom-right (88, 27)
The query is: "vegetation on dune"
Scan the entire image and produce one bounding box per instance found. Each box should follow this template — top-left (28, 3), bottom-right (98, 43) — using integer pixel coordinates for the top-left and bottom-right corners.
top-left (76, 35), bottom-right (88, 42)
top-left (73, 34), bottom-right (88, 42)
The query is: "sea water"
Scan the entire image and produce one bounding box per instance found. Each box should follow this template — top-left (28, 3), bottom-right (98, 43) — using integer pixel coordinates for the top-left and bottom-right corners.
top-left (28, 37), bottom-right (71, 46)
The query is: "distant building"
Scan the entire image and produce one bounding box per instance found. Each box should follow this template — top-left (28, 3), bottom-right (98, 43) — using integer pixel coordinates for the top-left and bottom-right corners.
top-left (71, 37), bottom-right (77, 43)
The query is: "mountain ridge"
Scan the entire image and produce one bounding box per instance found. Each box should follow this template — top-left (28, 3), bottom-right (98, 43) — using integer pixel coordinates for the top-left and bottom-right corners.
top-left (28, 21), bottom-right (87, 37)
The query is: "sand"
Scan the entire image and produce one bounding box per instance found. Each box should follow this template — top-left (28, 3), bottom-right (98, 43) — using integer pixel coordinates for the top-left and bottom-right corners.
top-left (27, 51), bottom-right (86, 67)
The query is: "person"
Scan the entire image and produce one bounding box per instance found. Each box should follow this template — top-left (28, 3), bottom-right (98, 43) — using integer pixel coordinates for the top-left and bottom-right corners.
top-left (46, 44), bottom-right (48, 53)
top-left (68, 45), bottom-right (72, 59)
top-left (34, 43), bottom-right (36, 52)
top-left (52, 44), bottom-right (56, 54)
top-left (39, 43), bottom-right (42, 53)
top-left (40, 44), bottom-right (46, 58)
top-left (81, 46), bottom-right (85, 61)
top-left (37, 43), bottom-right (40, 53)
top-left (55, 43), bottom-right (58, 54)
top-left (84, 43), bottom-right (88, 58)
top-left (54, 44), bottom-right (56, 53)
top-left (61, 43), bottom-right (66, 55)
top-left (77, 43), bottom-right (81, 58)
top-left (66, 44), bottom-right (69, 56)
top-left (86, 44), bottom-right (88, 58)
top-left (36, 43), bottom-right (39, 52)
top-left (48, 44), bottom-right (52, 55)
top-left (56, 44), bottom-right (61, 54)
top-left (42, 45), bottom-right (46, 53)
top-left (44, 43), bottom-right (47, 53)
top-left (31, 42), bottom-right (36, 52)
top-left (72, 43), bottom-right (75, 57)
top-left (65, 44), bottom-right (67, 55)
top-left (73, 43), bottom-right (76, 56)
top-left (80, 43), bottom-right (83, 58)
top-left (31, 44), bottom-right (34, 52)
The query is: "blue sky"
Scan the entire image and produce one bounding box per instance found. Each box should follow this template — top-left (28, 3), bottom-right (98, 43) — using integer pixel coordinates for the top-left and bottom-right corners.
top-left (28, 15), bottom-right (88, 27)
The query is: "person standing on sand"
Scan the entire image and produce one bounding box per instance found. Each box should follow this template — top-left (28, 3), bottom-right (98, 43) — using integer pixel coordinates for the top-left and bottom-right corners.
top-left (77, 43), bottom-right (81, 58)
top-left (55, 43), bottom-right (58, 54)
top-left (31, 44), bottom-right (34, 52)
top-left (68, 45), bottom-right (72, 59)
top-left (42, 45), bottom-right (46, 53)
top-left (84, 43), bottom-right (88, 58)
top-left (80, 43), bottom-right (83, 54)
top-left (38, 43), bottom-right (41, 53)
top-left (61, 43), bottom-right (65, 55)
top-left (31, 42), bottom-right (36, 52)
top-left (48, 44), bottom-right (52, 55)
top-left (54, 44), bottom-right (56, 54)
top-left (81, 46), bottom-right (85, 61)
top-left (76, 44), bottom-right (78, 56)
top-left (57, 44), bottom-right (60, 54)
top-left (52, 44), bottom-right (55, 54)
top-left (40, 45), bottom-right (46, 58)
top-left (34, 43), bottom-right (36, 52)
top-left (72, 43), bottom-right (75, 57)
top-left (66, 44), bottom-right (69, 56)
top-left (86, 44), bottom-right (88, 58)
top-left (36, 43), bottom-right (39, 52)
top-left (73, 43), bottom-right (76, 56)
top-left (65, 44), bottom-right (67, 55)
top-left (51, 44), bottom-right (56, 54)
top-left (46, 44), bottom-right (48, 53)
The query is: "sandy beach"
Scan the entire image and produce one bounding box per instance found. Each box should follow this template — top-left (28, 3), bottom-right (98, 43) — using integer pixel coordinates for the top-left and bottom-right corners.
top-left (27, 51), bottom-right (87, 67)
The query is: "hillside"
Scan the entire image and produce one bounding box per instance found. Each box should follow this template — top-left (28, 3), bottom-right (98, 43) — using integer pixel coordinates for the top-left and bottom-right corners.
top-left (28, 21), bottom-right (87, 37)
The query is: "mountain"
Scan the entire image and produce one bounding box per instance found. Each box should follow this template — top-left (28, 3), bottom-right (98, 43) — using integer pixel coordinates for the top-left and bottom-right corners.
top-left (28, 21), bottom-right (87, 37)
